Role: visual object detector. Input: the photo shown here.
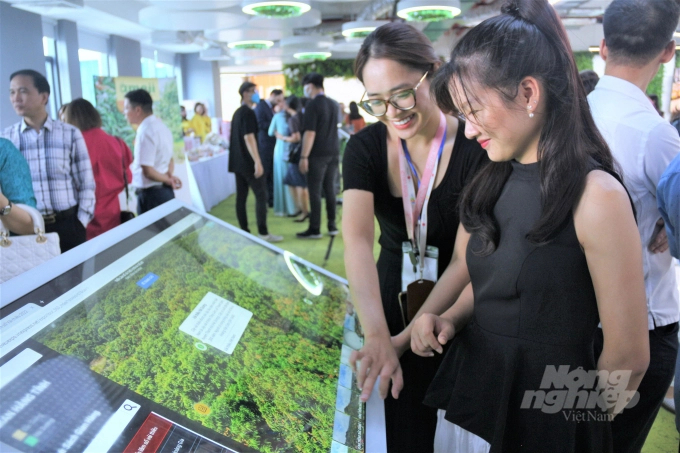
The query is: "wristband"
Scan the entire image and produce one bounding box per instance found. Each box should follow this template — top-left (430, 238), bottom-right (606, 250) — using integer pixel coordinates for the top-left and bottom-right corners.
top-left (300, 156), bottom-right (308, 159)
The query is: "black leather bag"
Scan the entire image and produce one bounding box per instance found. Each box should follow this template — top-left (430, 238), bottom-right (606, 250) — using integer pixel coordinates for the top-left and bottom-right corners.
top-left (288, 141), bottom-right (302, 164)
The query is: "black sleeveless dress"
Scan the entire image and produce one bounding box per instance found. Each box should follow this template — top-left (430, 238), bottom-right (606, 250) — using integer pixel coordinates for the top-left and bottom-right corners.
top-left (343, 122), bottom-right (488, 452)
top-left (424, 160), bottom-right (613, 452)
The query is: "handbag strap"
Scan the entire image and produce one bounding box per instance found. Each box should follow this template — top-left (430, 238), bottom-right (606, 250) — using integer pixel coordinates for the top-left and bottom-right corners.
top-left (116, 137), bottom-right (131, 209)
top-left (0, 203), bottom-right (47, 237)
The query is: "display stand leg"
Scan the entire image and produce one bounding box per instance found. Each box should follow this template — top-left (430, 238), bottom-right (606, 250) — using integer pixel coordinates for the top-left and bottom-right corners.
top-left (323, 235), bottom-right (336, 268)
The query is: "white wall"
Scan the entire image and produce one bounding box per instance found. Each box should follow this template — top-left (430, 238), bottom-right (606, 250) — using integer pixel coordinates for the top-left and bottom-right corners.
top-left (0, 3), bottom-right (45, 129)
top-left (180, 53), bottom-right (222, 118)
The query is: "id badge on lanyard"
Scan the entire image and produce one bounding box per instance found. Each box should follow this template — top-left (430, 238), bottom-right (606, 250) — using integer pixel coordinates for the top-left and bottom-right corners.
top-left (397, 112), bottom-right (447, 326)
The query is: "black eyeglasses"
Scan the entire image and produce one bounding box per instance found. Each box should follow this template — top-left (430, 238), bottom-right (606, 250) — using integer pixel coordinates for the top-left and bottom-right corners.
top-left (358, 72), bottom-right (429, 117)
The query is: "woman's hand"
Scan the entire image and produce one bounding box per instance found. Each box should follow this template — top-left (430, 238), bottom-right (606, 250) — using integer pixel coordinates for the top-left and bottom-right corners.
top-left (411, 314), bottom-right (456, 357)
top-left (350, 333), bottom-right (404, 402)
top-left (391, 330), bottom-right (411, 359)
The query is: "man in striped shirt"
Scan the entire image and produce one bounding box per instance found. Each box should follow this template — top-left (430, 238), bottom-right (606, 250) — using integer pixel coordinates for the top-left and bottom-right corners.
top-left (2, 69), bottom-right (95, 252)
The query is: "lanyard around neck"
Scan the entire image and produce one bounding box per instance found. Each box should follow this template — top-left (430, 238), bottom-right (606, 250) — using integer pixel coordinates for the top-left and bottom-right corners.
top-left (398, 112), bottom-right (447, 275)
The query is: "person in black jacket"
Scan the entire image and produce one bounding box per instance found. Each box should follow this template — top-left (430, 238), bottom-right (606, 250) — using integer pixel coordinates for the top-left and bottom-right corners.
top-left (255, 88), bottom-right (284, 207)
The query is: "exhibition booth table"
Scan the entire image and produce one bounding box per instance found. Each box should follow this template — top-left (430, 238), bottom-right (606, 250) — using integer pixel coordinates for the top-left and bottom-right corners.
top-left (0, 200), bottom-right (385, 453)
top-left (186, 151), bottom-right (236, 212)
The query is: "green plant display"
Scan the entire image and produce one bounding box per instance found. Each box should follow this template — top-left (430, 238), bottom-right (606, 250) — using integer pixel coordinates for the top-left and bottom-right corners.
top-left (252, 5), bottom-right (302, 18)
top-left (94, 77), bottom-right (136, 150)
top-left (573, 52), bottom-right (594, 72)
top-left (95, 77), bottom-right (184, 162)
top-left (405, 9), bottom-right (457, 22)
top-left (283, 60), bottom-right (355, 97)
top-left (155, 78), bottom-right (184, 162)
top-left (647, 65), bottom-right (665, 100)
top-left (33, 220), bottom-right (354, 453)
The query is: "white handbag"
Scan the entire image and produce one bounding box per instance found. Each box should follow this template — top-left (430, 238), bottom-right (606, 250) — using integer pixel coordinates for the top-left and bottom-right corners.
top-left (0, 204), bottom-right (61, 284)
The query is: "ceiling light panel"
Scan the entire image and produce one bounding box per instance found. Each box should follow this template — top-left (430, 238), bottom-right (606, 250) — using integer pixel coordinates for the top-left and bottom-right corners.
top-left (396, 0), bottom-right (462, 22)
top-left (139, 7), bottom-right (248, 31)
top-left (204, 27), bottom-right (289, 43)
top-left (241, 0), bottom-right (311, 18)
top-left (147, 0), bottom-right (241, 10)
top-left (341, 20), bottom-right (389, 39)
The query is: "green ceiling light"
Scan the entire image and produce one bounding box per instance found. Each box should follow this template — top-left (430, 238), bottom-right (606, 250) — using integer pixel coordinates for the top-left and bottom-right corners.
top-left (227, 40), bottom-right (275, 50)
top-left (242, 1), bottom-right (311, 18)
top-left (343, 28), bottom-right (373, 39)
top-left (397, 0), bottom-right (462, 22)
top-left (294, 51), bottom-right (332, 61)
top-left (341, 21), bottom-right (389, 40)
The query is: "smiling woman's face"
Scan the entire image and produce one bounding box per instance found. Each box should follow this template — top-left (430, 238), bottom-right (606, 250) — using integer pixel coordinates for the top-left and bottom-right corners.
top-left (452, 78), bottom-right (543, 163)
top-left (361, 58), bottom-right (437, 141)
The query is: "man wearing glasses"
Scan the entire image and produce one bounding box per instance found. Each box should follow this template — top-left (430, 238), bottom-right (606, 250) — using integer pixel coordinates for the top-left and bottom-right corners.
top-left (297, 72), bottom-right (340, 239)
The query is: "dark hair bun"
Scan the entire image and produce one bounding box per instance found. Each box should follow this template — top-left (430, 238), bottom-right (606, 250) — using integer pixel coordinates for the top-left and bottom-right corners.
top-left (501, 1), bottom-right (522, 18)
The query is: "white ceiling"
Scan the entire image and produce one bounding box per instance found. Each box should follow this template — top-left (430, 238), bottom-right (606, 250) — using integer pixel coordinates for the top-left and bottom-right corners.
top-left (2, 0), bottom-right (616, 68)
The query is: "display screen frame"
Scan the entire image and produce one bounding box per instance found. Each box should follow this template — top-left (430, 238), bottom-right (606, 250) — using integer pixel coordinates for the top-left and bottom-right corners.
top-left (0, 200), bottom-right (386, 453)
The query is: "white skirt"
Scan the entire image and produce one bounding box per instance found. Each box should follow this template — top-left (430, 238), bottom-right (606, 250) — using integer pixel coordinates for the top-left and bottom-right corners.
top-left (434, 409), bottom-right (491, 453)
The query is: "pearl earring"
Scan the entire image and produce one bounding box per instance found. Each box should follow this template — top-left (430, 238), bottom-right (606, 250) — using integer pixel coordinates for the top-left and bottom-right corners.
top-left (527, 105), bottom-right (534, 119)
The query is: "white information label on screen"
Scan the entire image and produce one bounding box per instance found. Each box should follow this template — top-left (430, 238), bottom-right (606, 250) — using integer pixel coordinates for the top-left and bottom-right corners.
top-left (0, 303), bottom-right (40, 330)
top-left (179, 292), bottom-right (252, 354)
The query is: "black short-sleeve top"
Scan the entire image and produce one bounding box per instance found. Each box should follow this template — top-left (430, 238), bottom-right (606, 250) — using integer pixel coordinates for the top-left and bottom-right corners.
top-left (343, 121), bottom-right (488, 269)
top-left (302, 95), bottom-right (339, 158)
top-left (228, 104), bottom-right (259, 175)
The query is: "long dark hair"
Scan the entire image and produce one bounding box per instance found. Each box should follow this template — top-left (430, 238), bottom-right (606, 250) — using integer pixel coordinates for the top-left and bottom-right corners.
top-left (348, 101), bottom-right (362, 120)
top-left (285, 95), bottom-right (300, 121)
top-left (432, 0), bottom-right (619, 256)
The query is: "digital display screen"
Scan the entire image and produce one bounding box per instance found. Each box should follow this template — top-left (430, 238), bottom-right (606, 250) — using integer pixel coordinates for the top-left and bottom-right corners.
top-left (0, 204), bottom-right (373, 453)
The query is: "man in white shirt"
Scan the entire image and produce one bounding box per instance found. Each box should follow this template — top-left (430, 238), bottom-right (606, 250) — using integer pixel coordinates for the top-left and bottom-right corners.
top-left (588, 1), bottom-right (680, 450)
top-left (124, 89), bottom-right (181, 214)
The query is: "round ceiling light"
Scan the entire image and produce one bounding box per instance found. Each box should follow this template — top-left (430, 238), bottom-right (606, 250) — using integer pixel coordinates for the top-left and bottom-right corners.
top-left (341, 21), bottom-right (389, 40)
top-left (294, 51), bottom-right (332, 61)
top-left (248, 8), bottom-right (320, 29)
top-left (242, 1), bottom-right (311, 18)
top-left (227, 40), bottom-right (275, 50)
top-left (396, 0), bottom-right (462, 22)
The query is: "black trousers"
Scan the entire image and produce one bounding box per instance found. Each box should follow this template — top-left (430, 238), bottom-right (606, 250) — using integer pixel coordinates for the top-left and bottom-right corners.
top-left (235, 171), bottom-right (268, 236)
top-left (45, 207), bottom-right (86, 253)
top-left (260, 146), bottom-right (274, 207)
top-left (136, 185), bottom-right (175, 215)
top-left (307, 155), bottom-right (338, 233)
top-left (593, 322), bottom-right (678, 453)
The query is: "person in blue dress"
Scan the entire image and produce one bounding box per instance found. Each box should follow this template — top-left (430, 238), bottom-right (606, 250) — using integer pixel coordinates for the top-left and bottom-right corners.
top-left (269, 103), bottom-right (297, 216)
top-left (281, 96), bottom-right (309, 222)
top-left (0, 137), bottom-right (37, 234)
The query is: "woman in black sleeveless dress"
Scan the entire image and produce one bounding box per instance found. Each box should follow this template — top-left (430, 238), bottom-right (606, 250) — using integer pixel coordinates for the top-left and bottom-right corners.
top-left (410, 1), bottom-right (650, 451)
top-left (342, 23), bottom-right (487, 452)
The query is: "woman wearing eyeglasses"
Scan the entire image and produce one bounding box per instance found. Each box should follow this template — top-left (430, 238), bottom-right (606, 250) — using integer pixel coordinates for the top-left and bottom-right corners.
top-left (342, 22), bottom-right (488, 452)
